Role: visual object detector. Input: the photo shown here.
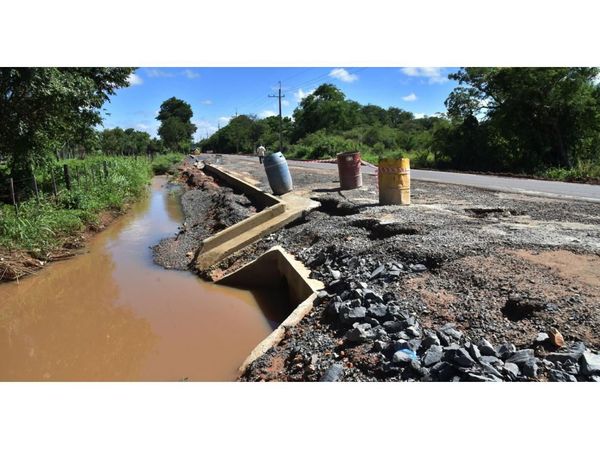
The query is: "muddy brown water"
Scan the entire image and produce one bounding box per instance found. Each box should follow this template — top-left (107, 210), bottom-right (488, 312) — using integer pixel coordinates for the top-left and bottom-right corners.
top-left (0, 177), bottom-right (286, 381)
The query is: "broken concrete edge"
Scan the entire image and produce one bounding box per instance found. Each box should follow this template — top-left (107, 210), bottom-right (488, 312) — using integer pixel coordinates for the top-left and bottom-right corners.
top-left (215, 245), bottom-right (324, 376)
top-left (203, 163), bottom-right (280, 209)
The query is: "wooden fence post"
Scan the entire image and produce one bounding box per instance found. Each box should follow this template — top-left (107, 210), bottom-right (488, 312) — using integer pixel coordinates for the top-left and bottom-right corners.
top-left (9, 177), bottom-right (18, 216)
top-left (31, 165), bottom-right (40, 200)
top-left (50, 169), bottom-right (58, 197)
top-left (103, 161), bottom-right (109, 179)
top-left (63, 164), bottom-right (71, 190)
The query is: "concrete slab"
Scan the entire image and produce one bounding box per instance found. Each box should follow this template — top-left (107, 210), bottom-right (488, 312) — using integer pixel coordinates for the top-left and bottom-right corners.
top-left (194, 164), bottom-right (320, 270)
top-left (216, 246), bottom-right (324, 375)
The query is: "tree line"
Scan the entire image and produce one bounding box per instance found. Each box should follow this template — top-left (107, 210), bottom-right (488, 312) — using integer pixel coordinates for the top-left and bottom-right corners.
top-left (2, 67), bottom-right (599, 183)
top-left (199, 68), bottom-right (600, 180)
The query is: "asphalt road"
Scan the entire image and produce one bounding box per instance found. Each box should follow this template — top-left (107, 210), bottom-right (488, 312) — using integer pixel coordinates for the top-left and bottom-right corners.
top-left (211, 154), bottom-right (600, 203)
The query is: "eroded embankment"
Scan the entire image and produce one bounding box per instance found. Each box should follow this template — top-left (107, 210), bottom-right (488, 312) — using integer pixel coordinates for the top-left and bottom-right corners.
top-left (184, 155), bottom-right (600, 382)
top-left (152, 163), bottom-right (256, 270)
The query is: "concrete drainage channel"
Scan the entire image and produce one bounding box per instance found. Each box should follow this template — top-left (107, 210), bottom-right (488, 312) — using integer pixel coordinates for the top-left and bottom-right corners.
top-left (193, 162), bottom-right (322, 375)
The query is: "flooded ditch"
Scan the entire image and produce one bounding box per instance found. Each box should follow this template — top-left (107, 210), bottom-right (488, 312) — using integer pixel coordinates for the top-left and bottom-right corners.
top-left (0, 176), bottom-right (288, 381)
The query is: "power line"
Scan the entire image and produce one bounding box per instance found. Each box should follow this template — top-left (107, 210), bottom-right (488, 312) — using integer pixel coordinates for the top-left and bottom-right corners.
top-left (268, 81), bottom-right (285, 152)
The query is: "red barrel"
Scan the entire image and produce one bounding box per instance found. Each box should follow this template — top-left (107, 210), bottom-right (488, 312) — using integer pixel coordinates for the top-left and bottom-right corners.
top-left (337, 151), bottom-right (362, 190)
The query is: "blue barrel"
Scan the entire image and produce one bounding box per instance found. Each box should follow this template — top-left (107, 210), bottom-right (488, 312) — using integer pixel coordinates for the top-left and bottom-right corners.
top-left (263, 152), bottom-right (293, 195)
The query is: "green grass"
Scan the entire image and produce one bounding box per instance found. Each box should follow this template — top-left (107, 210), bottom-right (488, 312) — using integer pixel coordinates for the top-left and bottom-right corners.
top-left (0, 156), bottom-right (152, 254)
top-left (539, 160), bottom-right (600, 183)
top-left (151, 153), bottom-right (183, 175)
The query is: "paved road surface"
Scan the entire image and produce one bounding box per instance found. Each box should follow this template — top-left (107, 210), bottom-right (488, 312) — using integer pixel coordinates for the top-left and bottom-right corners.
top-left (212, 154), bottom-right (600, 203)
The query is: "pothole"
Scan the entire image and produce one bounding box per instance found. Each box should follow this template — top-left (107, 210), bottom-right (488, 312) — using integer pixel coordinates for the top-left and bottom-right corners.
top-left (313, 197), bottom-right (360, 216)
top-left (465, 207), bottom-right (521, 218)
top-left (350, 218), bottom-right (423, 239)
top-left (501, 297), bottom-right (544, 321)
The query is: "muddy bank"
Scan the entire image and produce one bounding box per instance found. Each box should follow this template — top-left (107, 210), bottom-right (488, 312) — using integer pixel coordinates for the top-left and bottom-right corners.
top-left (0, 209), bottom-right (123, 282)
top-left (187, 155), bottom-right (600, 381)
top-left (152, 162), bottom-right (256, 270)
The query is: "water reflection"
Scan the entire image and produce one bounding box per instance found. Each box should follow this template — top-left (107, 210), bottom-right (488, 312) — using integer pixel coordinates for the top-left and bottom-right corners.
top-left (0, 177), bottom-right (278, 381)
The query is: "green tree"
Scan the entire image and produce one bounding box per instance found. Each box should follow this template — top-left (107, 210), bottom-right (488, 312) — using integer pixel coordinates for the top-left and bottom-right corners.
top-left (0, 67), bottom-right (133, 178)
top-left (292, 83), bottom-right (361, 140)
top-left (156, 97), bottom-right (197, 152)
top-left (444, 67), bottom-right (600, 169)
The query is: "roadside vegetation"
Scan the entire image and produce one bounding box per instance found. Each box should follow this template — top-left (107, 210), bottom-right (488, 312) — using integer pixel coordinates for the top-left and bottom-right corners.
top-left (0, 157), bottom-right (152, 255)
top-left (199, 68), bottom-right (600, 183)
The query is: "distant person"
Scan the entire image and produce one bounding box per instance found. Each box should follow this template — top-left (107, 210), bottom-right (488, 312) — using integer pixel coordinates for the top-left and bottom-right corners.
top-left (256, 145), bottom-right (266, 164)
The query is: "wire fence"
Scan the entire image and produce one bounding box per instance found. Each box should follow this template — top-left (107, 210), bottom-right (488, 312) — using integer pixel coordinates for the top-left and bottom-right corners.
top-left (0, 159), bottom-right (119, 217)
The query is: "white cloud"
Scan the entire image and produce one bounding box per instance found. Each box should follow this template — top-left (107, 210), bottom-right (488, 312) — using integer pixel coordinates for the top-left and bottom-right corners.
top-left (259, 110), bottom-right (277, 118)
top-left (182, 69), bottom-right (200, 79)
top-left (281, 99), bottom-right (290, 106)
top-left (135, 123), bottom-right (149, 131)
top-left (402, 92), bottom-right (417, 102)
top-left (401, 67), bottom-right (448, 84)
top-left (127, 73), bottom-right (143, 86)
top-left (329, 68), bottom-right (358, 83)
top-left (413, 113), bottom-right (426, 119)
top-left (218, 116), bottom-right (231, 125)
top-left (199, 99), bottom-right (213, 105)
top-left (146, 68), bottom-right (174, 78)
top-left (294, 88), bottom-right (315, 102)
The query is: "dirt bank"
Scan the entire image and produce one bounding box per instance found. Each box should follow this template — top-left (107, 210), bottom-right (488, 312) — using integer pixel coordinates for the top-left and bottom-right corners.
top-left (152, 162), bottom-right (256, 270)
top-left (0, 209), bottom-right (122, 282)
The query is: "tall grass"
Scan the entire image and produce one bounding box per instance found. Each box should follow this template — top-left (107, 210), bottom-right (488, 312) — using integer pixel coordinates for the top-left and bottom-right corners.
top-left (0, 156), bottom-right (152, 254)
top-left (151, 153), bottom-right (183, 175)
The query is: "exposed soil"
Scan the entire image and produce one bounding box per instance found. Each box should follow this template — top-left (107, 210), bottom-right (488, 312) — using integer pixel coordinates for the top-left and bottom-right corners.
top-left (177, 155), bottom-right (600, 382)
top-left (152, 161), bottom-right (256, 270)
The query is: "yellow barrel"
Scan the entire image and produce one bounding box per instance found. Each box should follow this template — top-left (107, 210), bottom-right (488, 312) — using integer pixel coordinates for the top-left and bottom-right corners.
top-left (378, 158), bottom-right (410, 205)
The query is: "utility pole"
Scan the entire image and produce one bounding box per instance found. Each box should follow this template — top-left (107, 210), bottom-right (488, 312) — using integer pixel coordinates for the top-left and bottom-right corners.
top-left (268, 81), bottom-right (285, 152)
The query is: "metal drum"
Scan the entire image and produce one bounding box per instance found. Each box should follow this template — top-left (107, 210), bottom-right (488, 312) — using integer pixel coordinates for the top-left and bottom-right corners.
top-left (378, 158), bottom-right (410, 205)
top-left (336, 151), bottom-right (363, 190)
top-left (263, 152), bottom-right (293, 195)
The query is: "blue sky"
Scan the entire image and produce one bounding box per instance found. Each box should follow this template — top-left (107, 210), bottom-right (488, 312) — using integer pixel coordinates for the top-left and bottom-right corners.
top-left (101, 67), bottom-right (459, 140)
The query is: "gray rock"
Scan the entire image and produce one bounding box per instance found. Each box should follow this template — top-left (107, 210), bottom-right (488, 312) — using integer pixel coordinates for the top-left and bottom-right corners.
top-left (580, 351), bottom-right (600, 376)
top-left (430, 362), bottom-right (457, 381)
top-left (480, 361), bottom-right (503, 378)
top-left (546, 351), bottom-right (582, 365)
top-left (504, 362), bottom-right (520, 379)
top-left (423, 345), bottom-right (443, 367)
top-left (342, 306), bottom-right (367, 324)
top-left (392, 349), bottom-right (415, 364)
top-left (496, 343), bottom-right (516, 360)
top-left (368, 304), bottom-right (388, 319)
top-left (478, 338), bottom-right (497, 357)
top-left (369, 265), bottom-right (386, 279)
top-left (364, 291), bottom-right (384, 302)
top-left (421, 332), bottom-right (441, 349)
top-left (440, 323), bottom-right (463, 341)
top-left (330, 269), bottom-right (341, 280)
top-left (405, 325), bottom-right (421, 338)
top-left (465, 342), bottom-right (481, 362)
top-left (410, 264), bottom-right (427, 273)
top-left (445, 348), bottom-right (476, 368)
top-left (534, 332), bottom-right (549, 344)
top-left (320, 363), bottom-right (344, 382)
top-left (480, 355), bottom-right (503, 366)
top-left (383, 321), bottom-right (405, 333)
top-left (506, 349), bottom-right (535, 365)
top-left (345, 323), bottom-right (374, 343)
top-left (548, 369), bottom-right (577, 382)
top-left (465, 373), bottom-right (499, 382)
top-left (372, 341), bottom-right (388, 352)
top-left (591, 375), bottom-right (600, 382)
top-left (521, 359), bottom-right (538, 378)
